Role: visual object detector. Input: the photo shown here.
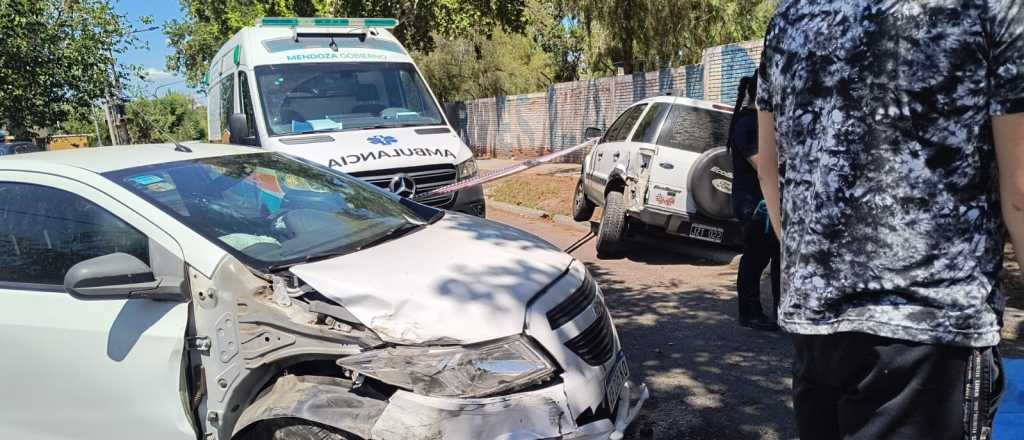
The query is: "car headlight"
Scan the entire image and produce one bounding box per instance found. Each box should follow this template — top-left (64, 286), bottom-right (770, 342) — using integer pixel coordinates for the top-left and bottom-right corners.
top-left (337, 335), bottom-right (556, 398)
top-left (456, 157), bottom-right (478, 180)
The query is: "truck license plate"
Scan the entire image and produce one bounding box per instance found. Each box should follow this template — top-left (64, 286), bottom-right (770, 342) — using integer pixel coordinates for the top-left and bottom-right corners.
top-left (689, 224), bottom-right (724, 243)
top-left (605, 352), bottom-right (629, 409)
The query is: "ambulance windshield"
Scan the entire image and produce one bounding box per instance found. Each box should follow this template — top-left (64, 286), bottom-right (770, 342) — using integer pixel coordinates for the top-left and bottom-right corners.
top-left (254, 62), bottom-right (445, 136)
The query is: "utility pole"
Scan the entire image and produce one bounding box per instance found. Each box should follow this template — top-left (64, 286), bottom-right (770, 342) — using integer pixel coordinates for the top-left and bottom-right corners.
top-left (106, 48), bottom-right (131, 145)
top-left (105, 25), bottom-right (160, 145)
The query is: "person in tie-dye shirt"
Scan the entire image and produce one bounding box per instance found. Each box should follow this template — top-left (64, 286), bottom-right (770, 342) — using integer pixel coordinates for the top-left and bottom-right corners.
top-left (756, 1), bottom-right (1024, 438)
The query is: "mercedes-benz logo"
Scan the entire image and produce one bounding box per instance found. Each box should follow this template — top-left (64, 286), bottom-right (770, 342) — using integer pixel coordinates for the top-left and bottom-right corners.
top-left (388, 174), bottom-right (416, 198)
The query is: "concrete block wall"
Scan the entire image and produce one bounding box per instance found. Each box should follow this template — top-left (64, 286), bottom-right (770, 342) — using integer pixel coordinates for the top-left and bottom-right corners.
top-left (449, 40), bottom-right (762, 162)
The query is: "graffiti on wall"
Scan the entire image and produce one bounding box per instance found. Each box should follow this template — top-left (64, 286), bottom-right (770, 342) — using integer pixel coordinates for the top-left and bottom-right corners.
top-left (454, 40), bottom-right (762, 161)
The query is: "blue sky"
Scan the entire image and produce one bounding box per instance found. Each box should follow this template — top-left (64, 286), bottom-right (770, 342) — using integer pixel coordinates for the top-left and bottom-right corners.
top-left (114, 1), bottom-right (200, 101)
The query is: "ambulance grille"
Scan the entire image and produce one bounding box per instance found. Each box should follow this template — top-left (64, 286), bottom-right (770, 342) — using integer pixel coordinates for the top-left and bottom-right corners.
top-left (564, 300), bottom-right (616, 366)
top-left (350, 164), bottom-right (457, 208)
top-left (546, 274), bottom-right (597, 329)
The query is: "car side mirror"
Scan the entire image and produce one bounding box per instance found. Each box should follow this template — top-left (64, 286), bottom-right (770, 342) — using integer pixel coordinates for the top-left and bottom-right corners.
top-left (64, 253), bottom-right (185, 301)
top-left (228, 113), bottom-right (258, 146)
top-left (583, 127), bottom-right (603, 140)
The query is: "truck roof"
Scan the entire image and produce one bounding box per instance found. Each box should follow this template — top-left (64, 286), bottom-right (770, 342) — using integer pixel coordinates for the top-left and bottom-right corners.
top-left (208, 21), bottom-right (413, 82)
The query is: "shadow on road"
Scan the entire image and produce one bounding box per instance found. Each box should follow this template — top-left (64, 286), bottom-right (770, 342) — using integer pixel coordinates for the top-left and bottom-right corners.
top-left (590, 264), bottom-right (796, 440)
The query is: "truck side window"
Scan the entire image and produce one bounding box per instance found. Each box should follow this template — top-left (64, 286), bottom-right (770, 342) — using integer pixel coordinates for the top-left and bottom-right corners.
top-left (208, 81), bottom-right (221, 140)
top-left (657, 104), bottom-right (732, 153)
top-left (603, 104), bottom-right (648, 143)
top-left (219, 74), bottom-right (236, 141)
top-left (238, 71), bottom-right (257, 138)
top-left (631, 103), bottom-right (669, 143)
top-left (0, 182), bottom-right (149, 286)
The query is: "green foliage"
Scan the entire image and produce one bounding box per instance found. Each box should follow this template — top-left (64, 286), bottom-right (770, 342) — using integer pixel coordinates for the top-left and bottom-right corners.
top-left (415, 28), bottom-right (555, 102)
top-left (0, 0), bottom-right (139, 137)
top-left (125, 93), bottom-right (208, 144)
top-left (59, 107), bottom-right (109, 147)
top-left (568, 0), bottom-right (774, 74)
top-left (166, 0), bottom-right (528, 87)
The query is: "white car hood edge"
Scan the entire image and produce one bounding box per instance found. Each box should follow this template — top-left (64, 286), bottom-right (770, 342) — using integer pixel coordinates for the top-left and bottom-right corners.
top-left (288, 213), bottom-right (574, 345)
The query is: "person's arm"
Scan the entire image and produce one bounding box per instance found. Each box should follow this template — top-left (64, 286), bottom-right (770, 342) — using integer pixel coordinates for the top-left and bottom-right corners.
top-left (756, 111), bottom-right (781, 237)
top-left (994, 114), bottom-right (1024, 267)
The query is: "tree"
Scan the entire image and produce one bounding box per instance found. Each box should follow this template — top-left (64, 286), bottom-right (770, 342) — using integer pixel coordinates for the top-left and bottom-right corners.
top-left (58, 106), bottom-right (110, 147)
top-left (165, 0), bottom-right (529, 87)
top-left (415, 27), bottom-right (555, 102)
top-left (0, 0), bottom-right (139, 137)
top-left (567, 0), bottom-right (774, 74)
top-left (124, 93), bottom-right (207, 144)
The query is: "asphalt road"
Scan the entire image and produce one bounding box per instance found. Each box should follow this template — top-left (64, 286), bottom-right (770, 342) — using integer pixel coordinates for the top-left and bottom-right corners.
top-left (486, 208), bottom-right (798, 440)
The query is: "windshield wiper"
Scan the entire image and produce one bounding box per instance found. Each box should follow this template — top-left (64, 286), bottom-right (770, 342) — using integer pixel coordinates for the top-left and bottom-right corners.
top-left (354, 222), bottom-right (424, 252)
top-left (266, 249), bottom-right (353, 273)
top-left (285, 128), bottom-right (343, 136)
top-left (265, 222), bottom-right (425, 273)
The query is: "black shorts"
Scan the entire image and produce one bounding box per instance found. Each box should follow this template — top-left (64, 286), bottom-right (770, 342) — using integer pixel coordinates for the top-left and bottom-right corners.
top-left (792, 332), bottom-right (1004, 440)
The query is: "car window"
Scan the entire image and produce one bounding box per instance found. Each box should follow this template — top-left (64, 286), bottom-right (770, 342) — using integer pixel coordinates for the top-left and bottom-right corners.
top-left (603, 104), bottom-right (648, 143)
top-left (239, 71), bottom-right (258, 138)
top-left (631, 103), bottom-right (670, 143)
top-left (656, 104), bottom-right (733, 153)
top-left (0, 182), bottom-right (149, 286)
top-left (106, 153), bottom-right (425, 271)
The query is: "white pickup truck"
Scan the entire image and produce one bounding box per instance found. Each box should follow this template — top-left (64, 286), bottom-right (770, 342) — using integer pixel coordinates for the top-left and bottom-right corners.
top-left (573, 96), bottom-right (742, 255)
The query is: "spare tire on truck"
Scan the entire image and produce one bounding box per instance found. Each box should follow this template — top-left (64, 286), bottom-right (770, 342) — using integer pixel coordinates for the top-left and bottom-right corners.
top-left (688, 146), bottom-right (735, 220)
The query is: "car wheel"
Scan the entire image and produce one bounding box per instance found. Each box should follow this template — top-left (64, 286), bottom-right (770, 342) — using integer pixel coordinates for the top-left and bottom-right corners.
top-left (572, 179), bottom-right (596, 221)
top-left (688, 146), bottom-right (735, 220)
top-left (596, 190), bottom-right (627, 257)
top-left (239, 418), bottom-right (362, 440)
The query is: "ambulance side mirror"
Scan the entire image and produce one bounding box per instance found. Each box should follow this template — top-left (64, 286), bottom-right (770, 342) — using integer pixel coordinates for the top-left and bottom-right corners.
top-left (229, 113), bottom-right (258, 146)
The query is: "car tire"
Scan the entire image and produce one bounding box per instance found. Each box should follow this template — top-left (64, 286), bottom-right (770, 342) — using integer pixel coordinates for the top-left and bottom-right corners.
top-left (572, 179), bottom-right (596, 221)
top-left (688, 146), bottom-right (735, 220)
top-left (239, 418), bottom-right (362, 440)
top-left (596, 190), bottom-right (627, 257)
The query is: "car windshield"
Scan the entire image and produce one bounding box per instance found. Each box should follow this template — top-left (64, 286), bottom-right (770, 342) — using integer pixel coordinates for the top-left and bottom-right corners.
top-left (106, 153), bottom-right (425, 270)
top-left (254, 62), bottom-right (445, 136)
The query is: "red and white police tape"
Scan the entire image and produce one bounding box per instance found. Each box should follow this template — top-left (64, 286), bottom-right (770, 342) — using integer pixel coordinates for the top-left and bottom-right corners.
top-left (413, 137), bottom-right (600, 202)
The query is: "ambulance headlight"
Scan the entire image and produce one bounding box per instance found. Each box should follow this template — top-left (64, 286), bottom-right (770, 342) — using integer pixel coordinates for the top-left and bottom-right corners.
top-left (337, 336), bottom-right (556, 398)
top-left (456, 157), bottom-right (478, 179)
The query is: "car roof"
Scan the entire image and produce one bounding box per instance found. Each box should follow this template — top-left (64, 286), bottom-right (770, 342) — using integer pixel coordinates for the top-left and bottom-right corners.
top-left (633, 95), bottom-right (734, 113)
top-left (0, 143), bottom-right (262, 174)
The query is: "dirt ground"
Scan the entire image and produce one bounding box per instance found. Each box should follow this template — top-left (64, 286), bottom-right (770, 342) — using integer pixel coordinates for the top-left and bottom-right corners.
top-left (485, 205), bottom-right (1024, 440)
top-left (480, 160), bottom-right (580, 217)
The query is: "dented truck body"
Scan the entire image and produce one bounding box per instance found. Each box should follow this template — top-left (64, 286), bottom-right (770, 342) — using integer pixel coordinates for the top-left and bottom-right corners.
top-left (0, 143), bottom-right (645, 440)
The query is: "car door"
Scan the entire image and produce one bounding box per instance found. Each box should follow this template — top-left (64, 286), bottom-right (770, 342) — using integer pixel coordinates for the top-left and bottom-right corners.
top-left (646, 103), bottom-right (727, 214)
top-left (0, 172), bottom-right (195, 440)
top-left (586, 104), bottom-right (648, 204)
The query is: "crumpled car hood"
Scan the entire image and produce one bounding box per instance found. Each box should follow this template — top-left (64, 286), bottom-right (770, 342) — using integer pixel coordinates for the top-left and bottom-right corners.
top-left (289, 213), bottom-right (573, 345)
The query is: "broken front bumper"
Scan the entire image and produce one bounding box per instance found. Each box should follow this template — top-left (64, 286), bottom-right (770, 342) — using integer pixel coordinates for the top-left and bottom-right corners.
top-left (368, 378), bottom-right (648, 440)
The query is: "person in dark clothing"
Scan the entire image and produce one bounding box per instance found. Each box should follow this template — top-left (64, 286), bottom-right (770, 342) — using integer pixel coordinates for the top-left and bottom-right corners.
top-left (728, 75), bottom-right (780, 331)
top-left (757, 1), bottom-right (1022, 438)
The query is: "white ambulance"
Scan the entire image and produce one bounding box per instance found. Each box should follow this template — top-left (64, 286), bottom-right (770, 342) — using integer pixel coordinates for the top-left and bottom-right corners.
top-left (206, 17), bottom-right (484, 216)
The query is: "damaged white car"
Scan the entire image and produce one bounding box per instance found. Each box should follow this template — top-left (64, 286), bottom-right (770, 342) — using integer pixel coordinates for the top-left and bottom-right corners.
top-left (0, 143), bottom-right (647, 440)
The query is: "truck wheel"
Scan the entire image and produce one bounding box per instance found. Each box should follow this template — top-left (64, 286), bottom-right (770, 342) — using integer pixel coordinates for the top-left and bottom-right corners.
top-left (596, 190), bottom-right (627, 256)
top-left (572, 179), bottom-right (596, 221)
top-left (239, 418), bottom-right (361, 440)
top-left (688, 146), bottom-right (735, 220)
